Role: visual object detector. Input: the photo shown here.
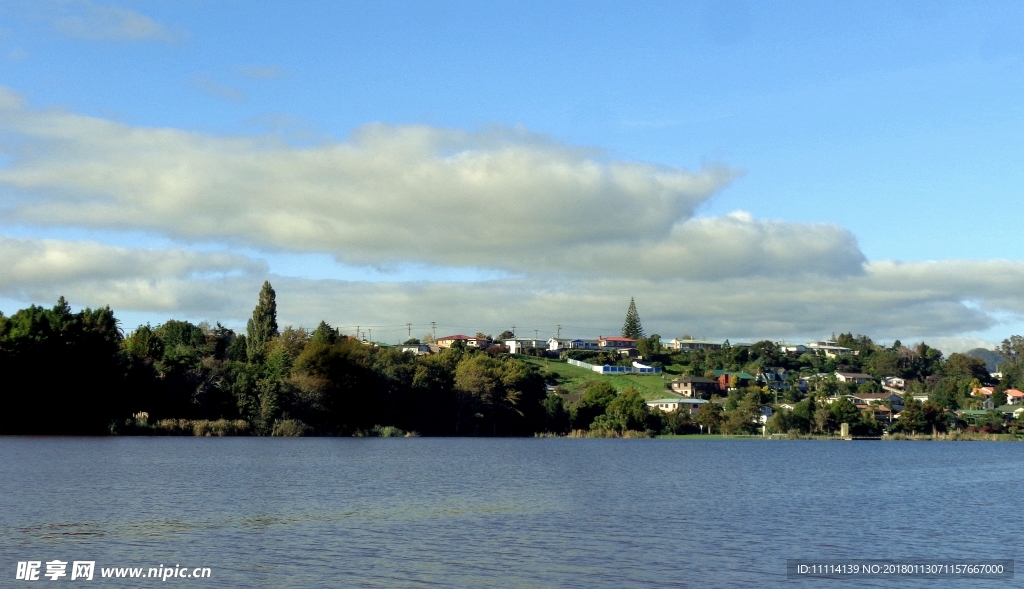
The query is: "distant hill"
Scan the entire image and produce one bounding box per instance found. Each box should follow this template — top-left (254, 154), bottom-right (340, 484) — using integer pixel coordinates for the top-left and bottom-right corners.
top-left (964, 348), bottom-right (1004, 373)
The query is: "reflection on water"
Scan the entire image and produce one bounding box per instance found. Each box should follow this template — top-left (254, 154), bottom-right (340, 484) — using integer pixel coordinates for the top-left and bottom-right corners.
top-left (2, 438), bottom-right (1022, 588)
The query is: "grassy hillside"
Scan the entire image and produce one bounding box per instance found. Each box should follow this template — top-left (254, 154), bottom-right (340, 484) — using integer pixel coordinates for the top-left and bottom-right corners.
top-left (517, 355), bottom-right (675, 400)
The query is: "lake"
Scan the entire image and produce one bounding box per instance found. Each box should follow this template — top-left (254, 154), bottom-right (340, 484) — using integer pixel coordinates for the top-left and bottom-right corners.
top-left (2, 438), bottom-right (1021, 588)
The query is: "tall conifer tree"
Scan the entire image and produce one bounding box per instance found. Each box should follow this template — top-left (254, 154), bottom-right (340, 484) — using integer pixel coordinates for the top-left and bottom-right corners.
top-left (246, 281), bottom-right (279, 362)
top-left (621, 297), bottom-right (645, 339)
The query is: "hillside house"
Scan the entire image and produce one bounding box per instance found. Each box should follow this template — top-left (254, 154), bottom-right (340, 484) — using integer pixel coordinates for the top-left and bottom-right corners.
top-left (547, 338), bottom-right (600, 352)
top-left (836, 372), bottom-right (873, 385)
top-left (849, 392), bottom-right (904, 409)
top-left (807, 340), bottom-right (856, 358)
top-left (882, 376), bottom-right (906, 390)
top-left (669, 376), bottom-right (719, 399)
top-left (598, 336), bottom-right (636, 349)
top-left (646, 397), bottom-right (708, 416)
top-left (504, 337), bottom-right (548, 354)
top-left (436, 335), bottom-right (490, 349)
top-left (712, 370), bottom-right (757, 390)
top-left (667, 337), bottom-right (722, 351)
top-left (401, 343), bottom-right (432, 356)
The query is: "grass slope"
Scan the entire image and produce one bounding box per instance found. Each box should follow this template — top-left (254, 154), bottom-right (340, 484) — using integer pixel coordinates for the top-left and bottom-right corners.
top-left (518, 355), bottom-right (674, 400)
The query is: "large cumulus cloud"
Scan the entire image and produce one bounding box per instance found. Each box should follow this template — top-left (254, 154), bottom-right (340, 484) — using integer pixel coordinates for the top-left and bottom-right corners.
top-left (0, 88), bottom-right (743, 274)
top-left (0, 86), bottom-right (1021, 343)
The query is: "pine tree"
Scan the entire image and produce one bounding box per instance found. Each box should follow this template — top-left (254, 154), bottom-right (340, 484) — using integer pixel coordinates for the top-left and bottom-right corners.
top-left (310, 320), bottom-right (338, 345)
top-left (246, 281), bottom-right (279, 362)
top-left (621, 297), bottom-right (645, 339)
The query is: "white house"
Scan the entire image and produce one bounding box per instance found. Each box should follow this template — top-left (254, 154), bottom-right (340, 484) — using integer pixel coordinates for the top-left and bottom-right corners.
top-left (882, 376), bottom-right (906, 390)
top-left (504, 337), bottom-right (548, 354)
top-left (835, 372), bottom-right (873, 385)
top-left (850, 392), bottom-right (904, 409)
top-left (401, 344), bottom-right (432, 356)
top-left (1006, 389), bottom-right (1024, 405)
top-left (646, 397), bottom-right (708, 415)
top-left (668, 337), bottom-right (722, 351)
top-left (807, 340), bottom-right (856, 357)
top-left (547, 338), bottom-right (600, 352)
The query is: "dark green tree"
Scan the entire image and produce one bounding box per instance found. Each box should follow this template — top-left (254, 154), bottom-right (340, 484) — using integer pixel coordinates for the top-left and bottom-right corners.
top-left (992, 386), bottom-right (1008, 407)
top-left (310, 320), bottom-right (339, 345)
top-left (592, 387), bottom-right (650, 432)
top-left (893, 397), bottom-right (928, 434)
top-left (246, 281), bottom-right (279, 362)
top-left (542, 392), bottom-right (571, 433)
top-left (621, 297), bottom-right (645, 339)
top-left (570, 382), bottom-right (617, 430)
top-left (0, 298), bottom-right (126, 434)
top-left (998, 335), bottom-right (1024, 370)
top-left (830, 397), bottom-right (860, 428)
top-left (695, 401), bottom-right (723, 434)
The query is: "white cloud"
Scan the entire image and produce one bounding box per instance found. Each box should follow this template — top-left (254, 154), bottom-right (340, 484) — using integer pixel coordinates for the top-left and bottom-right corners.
top-left (51, 2), bottom-right (175, 42)
top-left (538, 211), bottom-right (866, 279)
top-left (191, 76), bottom-right (246, 103)
top-left (3, 242), bottom-right (1022, 343)
top-left (0, 237), bottom-right (265, 312)
top-left (0, 92), bottom-right (742, 276)
top-left (258, 260), bottom-right (1024, 341)
top-left (2, 86), bottom-right (1023, 342)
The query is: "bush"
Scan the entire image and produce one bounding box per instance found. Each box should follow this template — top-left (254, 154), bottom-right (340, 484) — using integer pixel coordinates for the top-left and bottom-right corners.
top-left (152, 418), bottom-right (249, 436)
top-left (370, 425), bottom-right (406, 437)
top-left (271, 419), bottom-right (310, 437)
top-left (567, 428), bottom-right (652, 438)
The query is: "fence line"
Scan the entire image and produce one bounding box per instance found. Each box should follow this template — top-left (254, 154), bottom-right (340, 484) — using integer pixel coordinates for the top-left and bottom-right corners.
top-left (567, 358), bottom-right (662, 375)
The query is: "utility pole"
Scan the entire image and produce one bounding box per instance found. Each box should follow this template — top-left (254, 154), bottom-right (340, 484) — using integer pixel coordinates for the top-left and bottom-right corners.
top-left (535, 329), bottom-right (539, 340)
top-left (431, 322), bottom-right (436, 339)
top-left (511, 325), bottom-right (516, 337)
top-left (368, 328), bottom-right (372, 343)
top-left (407, 323), bottom-right (412, 339)
top-left (557, 324), bottom-right (561, 339)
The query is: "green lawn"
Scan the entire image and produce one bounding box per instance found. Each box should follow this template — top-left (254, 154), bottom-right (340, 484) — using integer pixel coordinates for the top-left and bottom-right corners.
top-left (517, 355), bottom-right (675, 400)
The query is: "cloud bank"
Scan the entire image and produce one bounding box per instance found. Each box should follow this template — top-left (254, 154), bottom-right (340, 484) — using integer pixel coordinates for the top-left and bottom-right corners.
top-left (0, 237), bottom-right (263, 313)
top-left (50, 1), bottom-right (175, 42)
top-left (0, 86), bottom-right (1021, 343)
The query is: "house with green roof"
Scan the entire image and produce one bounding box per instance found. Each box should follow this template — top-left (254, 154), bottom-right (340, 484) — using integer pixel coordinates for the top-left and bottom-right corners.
top-left (711, 370), bottom-right (757, 390)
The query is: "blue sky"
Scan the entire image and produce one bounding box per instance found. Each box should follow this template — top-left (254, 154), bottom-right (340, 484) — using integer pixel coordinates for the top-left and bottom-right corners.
top-left (2, 0), bottom-right (1024, 349)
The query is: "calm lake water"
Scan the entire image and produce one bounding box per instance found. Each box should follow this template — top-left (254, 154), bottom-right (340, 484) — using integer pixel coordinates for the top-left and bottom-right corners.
top-left (1, 438), bottom-right (1021, 588)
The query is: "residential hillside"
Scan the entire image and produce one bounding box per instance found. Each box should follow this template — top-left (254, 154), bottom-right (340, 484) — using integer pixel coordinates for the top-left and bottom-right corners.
top-left (3, 288), bottom-right (1024, 438)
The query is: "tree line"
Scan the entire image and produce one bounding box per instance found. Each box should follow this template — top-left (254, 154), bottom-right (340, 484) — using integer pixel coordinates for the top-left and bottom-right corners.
top-left (1, 286), bottom-right (1022, 436)
top-left (0, 284), bottom-right (552, 436)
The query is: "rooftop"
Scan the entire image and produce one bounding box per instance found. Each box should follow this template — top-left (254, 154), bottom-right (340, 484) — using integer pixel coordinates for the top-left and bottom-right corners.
top-left (673, 376), bottom-right (718, 384)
